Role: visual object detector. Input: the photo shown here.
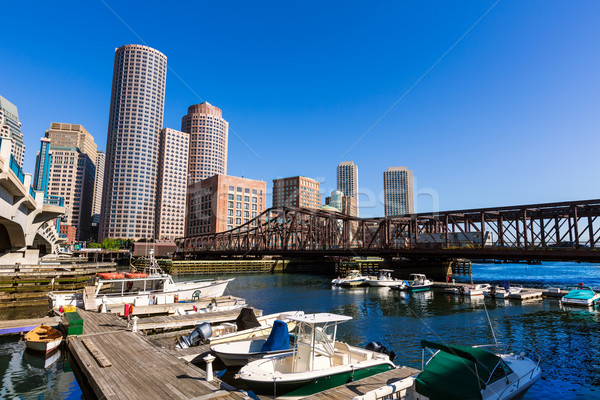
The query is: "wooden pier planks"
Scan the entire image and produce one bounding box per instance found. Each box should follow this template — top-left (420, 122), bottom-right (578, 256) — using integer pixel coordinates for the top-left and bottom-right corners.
top-left (301, 366), bottom-right (419, 400)
top-left (68, 310), bottom-right (248, 400)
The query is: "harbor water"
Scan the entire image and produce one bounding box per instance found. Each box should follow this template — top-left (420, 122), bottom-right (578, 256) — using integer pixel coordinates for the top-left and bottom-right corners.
top-left (1, 261), bottom-right (599, 399)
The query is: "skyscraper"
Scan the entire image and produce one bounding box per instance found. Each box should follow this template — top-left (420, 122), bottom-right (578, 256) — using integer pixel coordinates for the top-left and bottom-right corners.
top-left (383, 166), bottom-right (414, 216)
top-left (337, 161), bottom-right (359, 216)
top-left (0, 95), bottom-right (25, 168)
top-left (182, 102), bottom-right (228, 185)
top-left (100, 44), bottom-right (167, 240)
top-left (155, 128), bottom-right (189, 240)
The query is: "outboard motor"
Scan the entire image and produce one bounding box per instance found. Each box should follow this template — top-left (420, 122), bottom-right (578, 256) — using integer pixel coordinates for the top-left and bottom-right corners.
top-left (177, 322), bottom-right (212, 349)
top-left (365, 341), bottom-right (396, 362)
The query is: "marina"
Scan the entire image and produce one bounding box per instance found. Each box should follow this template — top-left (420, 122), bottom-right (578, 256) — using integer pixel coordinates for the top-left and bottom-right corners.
top-left (0, 261), bottom-right (599, 399)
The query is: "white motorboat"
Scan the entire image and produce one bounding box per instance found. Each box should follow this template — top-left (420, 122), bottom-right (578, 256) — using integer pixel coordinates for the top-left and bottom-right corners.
top-left (486, 284), bottom-right (523, 299)
top-left (560, 283), bottom-right (600, 307)
top-left (239, 313), bottom-right (396, 397)
top-left (366, 269), bottom-right (403, 287)
top-left (48, 251), bottom-right (233, 309)
top-left (331, 270), bottom-right (367, 287)
top-left (206, 310), bottom-right (303, 345)
top-left (392, 274), bottom-right (433, 292)
top-left (211, 319), bottom-right (294, 366)
top-left (354, 340), bottom-right (541, 400)
top-left (24, 325), bottom-right (63, 354)
top-left (450, 283), bottom-right (489, 297)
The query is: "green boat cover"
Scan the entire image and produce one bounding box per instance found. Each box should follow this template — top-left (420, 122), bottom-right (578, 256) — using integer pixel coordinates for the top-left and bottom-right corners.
top-left (415, 340), bottom-right (502, 400)
top-left (563, 287), bottom-right (595, 300)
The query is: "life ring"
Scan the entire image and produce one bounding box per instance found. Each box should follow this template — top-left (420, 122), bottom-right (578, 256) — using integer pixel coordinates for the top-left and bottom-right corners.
top-left (97, 272), bottom-right (125, 280)
top-left (125, 273), bottom-right (148, 279)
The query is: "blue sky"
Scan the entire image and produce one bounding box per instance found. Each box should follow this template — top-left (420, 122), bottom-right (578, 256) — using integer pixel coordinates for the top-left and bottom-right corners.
top-left (1, 0), bottom-right (599, 217)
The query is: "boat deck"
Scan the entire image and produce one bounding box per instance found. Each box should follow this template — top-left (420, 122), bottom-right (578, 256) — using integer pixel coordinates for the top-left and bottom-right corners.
top-left (294, 366), bottom-right (419, 400)
top-left (68, 309), bottom-right (248, 399)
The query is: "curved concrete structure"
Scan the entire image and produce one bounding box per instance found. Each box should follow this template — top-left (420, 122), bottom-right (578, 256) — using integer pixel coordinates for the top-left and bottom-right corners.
top-left (0, 137), bottom-right (65, 264)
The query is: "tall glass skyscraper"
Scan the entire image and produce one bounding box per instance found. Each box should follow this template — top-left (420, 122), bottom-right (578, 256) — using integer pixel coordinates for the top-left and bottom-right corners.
top-left (383, 166), bottom-right (414, 216)
top-left (100, 44), bottom-right (167, 240)
top-left (336, 161), bottom-right (359, 216)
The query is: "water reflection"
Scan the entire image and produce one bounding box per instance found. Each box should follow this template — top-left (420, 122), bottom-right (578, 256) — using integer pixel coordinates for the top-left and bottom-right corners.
top-left (0, 336), bottom-right (81, 399)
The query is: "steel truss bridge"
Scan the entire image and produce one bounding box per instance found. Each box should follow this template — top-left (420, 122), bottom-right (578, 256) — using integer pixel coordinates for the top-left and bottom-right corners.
top-left (182, 199), bottom-right (600, 261)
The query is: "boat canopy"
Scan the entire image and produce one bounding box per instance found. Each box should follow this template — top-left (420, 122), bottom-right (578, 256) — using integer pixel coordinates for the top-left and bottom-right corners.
top-left (415, 340), bottom-right (504, 400)
top-left (287, 313), bottom-right (352, 324)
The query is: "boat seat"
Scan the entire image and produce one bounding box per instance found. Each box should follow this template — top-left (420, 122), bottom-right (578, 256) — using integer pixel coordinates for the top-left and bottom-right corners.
top-left (336, 341), bottom-right (372, 363)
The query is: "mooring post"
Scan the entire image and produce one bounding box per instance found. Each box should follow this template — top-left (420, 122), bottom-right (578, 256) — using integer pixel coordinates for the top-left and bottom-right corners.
top-left (204, 354), bottom-right (216, 381)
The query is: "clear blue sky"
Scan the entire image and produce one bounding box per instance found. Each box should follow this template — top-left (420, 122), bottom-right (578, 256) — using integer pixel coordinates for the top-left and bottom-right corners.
top-left (2, 0), bottom-right (599, 217)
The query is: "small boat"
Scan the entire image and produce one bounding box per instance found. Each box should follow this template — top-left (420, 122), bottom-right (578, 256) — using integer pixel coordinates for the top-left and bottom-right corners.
top-left (331, 270), bottom-right (367, 287)
top-left (239, 313), bottom-right (396, 397)
top-left (177, 309), bottom-right (303, 349)
top-left (49, 250), bottom-right (234, 309)
top-left (560, 283), bottom-right (600, 307)
top-left (211, 319), bottom-right (293, 367)
top-left (24, 325), bottom-right (63, 354)
top-left (450, 283), bottom-right (490, 297)
top-left (485, 283), bottom-right (523, 299)
top-left (366, 269), bottom-right (403, 287)
top-left (391, 273), bottom-right (433, 292)
top-left (355, 340), bottom-right (541, 400)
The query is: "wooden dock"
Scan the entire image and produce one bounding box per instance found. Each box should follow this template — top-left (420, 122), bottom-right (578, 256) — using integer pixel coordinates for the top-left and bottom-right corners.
top-left (136, 308), bottom-right (262, 331)
top-left (68, 309), bottom-right (249, 399)
top-left (300, 367), bottom-right (419, 400)
top-left (0, 315), bottom-right (62, 335)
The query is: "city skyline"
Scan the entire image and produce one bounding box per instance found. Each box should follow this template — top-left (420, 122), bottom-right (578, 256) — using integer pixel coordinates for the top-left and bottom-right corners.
top-left (3, 1), bottom-right (600, 217)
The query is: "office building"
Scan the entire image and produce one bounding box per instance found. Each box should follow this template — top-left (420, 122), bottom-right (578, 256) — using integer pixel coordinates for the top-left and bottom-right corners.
top-left (100, 44), bottom-right (167, 240)
top-left (155, 128), bottom-right (189, 240)
top-left (272, 176), bottom-right (321, 209)
top-left (44, 123), bottom-right (99, 241)
top-left (0, 95), bottom-right (25, 167)
top-left (383, 166), bottom-right (414, 216)
top-left (182, 102), bottom-right (228, 185)
top-left (187, 175), bottom-right (266, 235)
top-left (337, 161), bottom-right (358, 216)
top-left (342, 195), bottom-right (358, 217)
top-left (46, 145), bottom-right (96, 241)
top-left (46, 123), bottom-right (98, 164)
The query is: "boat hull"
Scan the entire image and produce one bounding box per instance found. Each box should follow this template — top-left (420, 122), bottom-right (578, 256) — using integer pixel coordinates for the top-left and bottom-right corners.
top-left (367, 279), bottom-right (403, 287)
top-left (213, 346), bottom-right (293, 367)
top-left (49, 278), bottom-right (233, 309)
top-left (242, 363), bottom-right (394, 397)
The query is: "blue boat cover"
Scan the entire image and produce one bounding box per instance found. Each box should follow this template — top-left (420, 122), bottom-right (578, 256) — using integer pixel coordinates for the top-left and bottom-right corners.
top-left (261, 319), bottom-right (290, 352)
